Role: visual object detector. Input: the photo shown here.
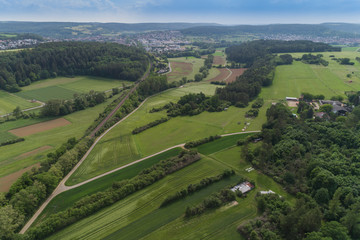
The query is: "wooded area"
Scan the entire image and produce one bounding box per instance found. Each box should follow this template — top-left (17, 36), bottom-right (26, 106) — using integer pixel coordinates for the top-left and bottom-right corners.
top-left (0, 42), bottom-right (148, 92)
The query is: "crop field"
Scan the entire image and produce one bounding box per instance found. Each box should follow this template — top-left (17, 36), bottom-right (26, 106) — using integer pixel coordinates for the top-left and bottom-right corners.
top-left (9, 118), bottom-right (71, 137)
top-left (0, 90), bottom-right (40, 115)
top-left (207, 68), bottom-right (231, 82)
top-left (45, 135), bottom-right (293, 240)
top-left (14, 76), bottom-right (132, 102)
top-left (167, 57), bottom-right (204, 82)
top-left (67, 82), bottom-right (268, 185)
top-left (35, 148), bottom-right (182, 225)
top-left (261, 51), bottom-right (360, 100)
top-left (0, 100), bottom-right (111, 185)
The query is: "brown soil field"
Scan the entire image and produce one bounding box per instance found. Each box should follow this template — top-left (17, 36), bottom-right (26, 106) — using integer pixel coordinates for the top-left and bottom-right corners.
top-left (9, 118), bottom-right (71, 137)
top-left (207, 68), bottom-right (231, 82)
top-left (167, 62), bottom-right (193, 79)
top-left (0, 163), bottom-right (40, 192)
top-left (14, 145), bottom-right (53, 160)
top-left (225, 68), bottom-right (247, 83)
top-left (213, 56), bottom-right (226, 66)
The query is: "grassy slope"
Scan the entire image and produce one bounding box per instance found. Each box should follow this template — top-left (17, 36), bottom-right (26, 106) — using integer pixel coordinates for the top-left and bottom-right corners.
top-left (0, 90), bottom-right (40, 115)
top-left (46, 156), bottom-right (231, 240)
top-left (261, 51), bottom-right (360, 101)
top-left (67, 82), bottom-right (268, 185)
top-left (45, 135), bottom-right (294, 240)
top-left (14, 76), bottom-right (132, 102)
top-left (35, 148), bottom-right (182, 225)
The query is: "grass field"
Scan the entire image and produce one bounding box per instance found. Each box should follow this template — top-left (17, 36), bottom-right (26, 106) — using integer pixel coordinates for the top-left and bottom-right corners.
top-left (67, 82), bottom-right (268, 185)
top-left (0, 100), bottom-right (111, 181)
top-left (0, 90), bottom-right (40, 115)
top-left (14, 76), bottom-right (132, 102)
top-left (261, 51), bottom-right (360, 101)
top-left (35, 148), bottom-right (182, 225)
top-left (45, 136), bottom-right (293, 240)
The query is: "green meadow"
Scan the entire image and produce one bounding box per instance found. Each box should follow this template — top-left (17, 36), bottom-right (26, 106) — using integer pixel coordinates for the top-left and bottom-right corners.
top-left (0, 90), bottom-right (40, 115)
top-left (67, 82), bottom-right (268, 185)
top-left (45, 135), bottom-right (294, 240)
top-left (261, 51), bottom-right (360, 101)
top-left (14, 76), bottom-right (132, 102)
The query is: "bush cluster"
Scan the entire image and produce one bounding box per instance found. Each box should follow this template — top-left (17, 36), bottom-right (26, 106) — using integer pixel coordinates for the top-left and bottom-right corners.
top-left (184, 135), bottom-right (221, 149)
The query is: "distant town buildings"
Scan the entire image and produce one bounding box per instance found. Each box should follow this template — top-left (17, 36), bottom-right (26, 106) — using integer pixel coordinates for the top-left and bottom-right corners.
top-left (0, 39), bottom-right (39, 50)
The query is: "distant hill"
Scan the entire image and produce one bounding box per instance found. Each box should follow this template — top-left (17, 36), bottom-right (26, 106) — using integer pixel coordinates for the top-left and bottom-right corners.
top-left (0, 22), bottom-right (220, 38)
top-left (322, 23), bottom-right (360, 35)
top-left (180, 24), bottom-right (359, 38)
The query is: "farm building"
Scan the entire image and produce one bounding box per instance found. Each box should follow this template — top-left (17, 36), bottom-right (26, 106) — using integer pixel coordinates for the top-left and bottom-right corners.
top-left (285, 97), bottom-right (298, 101)
top-left (231, 181), bottom-right (254, 194)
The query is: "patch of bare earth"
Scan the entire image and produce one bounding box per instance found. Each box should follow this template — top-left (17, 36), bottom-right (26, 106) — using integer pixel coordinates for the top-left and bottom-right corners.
top-left (9, 118), bottom-right (71, 137)
top-left (167, 62), bottom-right (193, 79)
top-left (226, 68), bottom-right (247, 83)
top-left (213, 56), bottom-right (226, 66)
top-left (207, 68), bottom-right (231, 82)
top-left (0, 163), bottom-right (40, 192)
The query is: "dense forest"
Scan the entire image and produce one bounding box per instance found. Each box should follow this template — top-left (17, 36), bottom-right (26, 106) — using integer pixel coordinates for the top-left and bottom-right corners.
top-left (241, 103), bottom-right (360, 239)
top-left (0, 42), bottom-right (148, 92)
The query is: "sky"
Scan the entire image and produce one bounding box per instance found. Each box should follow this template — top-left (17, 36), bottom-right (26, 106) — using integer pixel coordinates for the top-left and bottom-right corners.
top-left (0, 0), bottom-right (359, 24)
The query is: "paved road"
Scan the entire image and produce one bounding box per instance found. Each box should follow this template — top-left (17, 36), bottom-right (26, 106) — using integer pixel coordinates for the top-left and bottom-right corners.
top-left (19, 126), bottom-right (259, 234)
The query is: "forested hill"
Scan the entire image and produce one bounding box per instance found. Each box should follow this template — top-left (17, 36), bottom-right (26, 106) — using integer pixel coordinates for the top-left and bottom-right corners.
top-left (0, 42), bottom-right (148, 92)
top-left (180, 23), bottom-right (360, 38)
top-left (0, 22), bottom-right (219, 38)
top-left (226, 40), bottom-right (340, 65)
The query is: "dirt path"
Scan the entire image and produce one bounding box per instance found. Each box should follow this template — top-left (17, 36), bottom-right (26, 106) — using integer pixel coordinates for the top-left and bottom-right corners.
top-left (19, 128), bottom-right (260, 234)
top-left (0, 100), bottom-right (45, 118)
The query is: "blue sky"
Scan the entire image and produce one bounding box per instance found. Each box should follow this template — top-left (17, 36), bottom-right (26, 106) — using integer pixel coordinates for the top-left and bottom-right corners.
top-left (0, 0), bottom-right (359, 24)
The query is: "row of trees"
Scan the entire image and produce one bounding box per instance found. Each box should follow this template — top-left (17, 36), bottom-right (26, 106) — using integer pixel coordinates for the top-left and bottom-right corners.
top-left (184, 135), bottom-right (221, 149)
top-left (241, 103), bottom-right (360, 239)
top-left (41, 90), bottom-right (107, 117)
top-left (185, 188), bottom-right (236, 217)
top-left (0, 42), bottom-right (148, 92)
top-left (132, 117), bottom-right (169, 134)
top-left (25, 151), bottom-right (201, 239)
top-left (160, 169), bottom-right (235, 207)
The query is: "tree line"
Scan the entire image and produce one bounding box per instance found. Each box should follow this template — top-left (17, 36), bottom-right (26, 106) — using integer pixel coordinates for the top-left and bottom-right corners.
top-left (132, 117), bottom-right (169, 134)
top-left (160, 169), bottom-right (235, 207)
top-left (0, 42), bottom-right (148, 92)
top-left (226, 40), bottom-right (340, 66)
top-left (41, 90), bottom-right (107, 117)
top-left (241, 103), bottom-right (360, 239)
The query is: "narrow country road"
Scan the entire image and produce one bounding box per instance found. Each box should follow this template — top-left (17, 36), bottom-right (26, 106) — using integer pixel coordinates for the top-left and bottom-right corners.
top-left (19, 127), bottom-right (260, 234)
